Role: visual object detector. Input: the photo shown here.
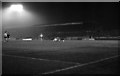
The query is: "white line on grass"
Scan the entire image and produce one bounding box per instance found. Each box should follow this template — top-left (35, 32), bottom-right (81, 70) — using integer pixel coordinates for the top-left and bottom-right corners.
top-left (1, 54), bottom-right (80, 64)
top-left (42, 55), bottom-right (119, 74)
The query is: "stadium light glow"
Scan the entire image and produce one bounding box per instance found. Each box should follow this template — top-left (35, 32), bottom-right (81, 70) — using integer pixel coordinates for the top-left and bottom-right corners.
top-left (9, 4), bottom-right (23, 12)
top-left (3, 3), bottom-right (42, 29)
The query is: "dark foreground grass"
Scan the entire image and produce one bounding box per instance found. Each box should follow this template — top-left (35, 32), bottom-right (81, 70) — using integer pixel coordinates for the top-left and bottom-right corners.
top-left (2, 40), bottom-right (119, 75)
top-left (2, 55), bottom-right (119, 75)
top-left (2, 55), bottom-right (76, 75)
top-left (52, 56), bottom-right (119, 74)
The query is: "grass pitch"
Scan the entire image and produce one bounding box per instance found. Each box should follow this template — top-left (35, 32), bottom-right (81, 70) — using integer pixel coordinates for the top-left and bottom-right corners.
top-left (2, 40), bottom-right (119, 75)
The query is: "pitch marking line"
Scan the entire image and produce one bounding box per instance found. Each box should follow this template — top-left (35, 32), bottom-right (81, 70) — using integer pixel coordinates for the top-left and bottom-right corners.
top-left (2, 54), bottom-right (80, 64)
top-left (42, 55), bottom-right (119, 74)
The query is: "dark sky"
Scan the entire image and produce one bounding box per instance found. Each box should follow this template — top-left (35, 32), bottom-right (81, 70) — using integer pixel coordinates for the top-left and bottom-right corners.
top-left (2, 2), bottom-right (119, 38)
top-left (3, 2), bottom-right (119, 27)
top-left (27, 2), bottom-right (118, 27)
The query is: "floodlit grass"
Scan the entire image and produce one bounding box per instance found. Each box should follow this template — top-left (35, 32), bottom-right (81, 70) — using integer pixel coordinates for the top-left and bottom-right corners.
top-left (3, 40), bottom-right (118, 51)
top-left (2, 40), bottom-right (119, 74)
top-left (3, 40), bottom-right (118, 62)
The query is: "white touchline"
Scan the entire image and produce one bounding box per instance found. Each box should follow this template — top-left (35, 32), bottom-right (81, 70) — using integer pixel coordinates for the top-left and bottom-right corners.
top-left (1, 54), bottom-right (119, 74)
top-left (2, 54), bottom-right (80, 64)
top-left (42, 55), bottom-right (119, 74)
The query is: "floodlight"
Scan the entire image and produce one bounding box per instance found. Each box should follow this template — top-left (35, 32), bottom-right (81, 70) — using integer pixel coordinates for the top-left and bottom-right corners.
top-left (10, 4), bottom-right (23, 12)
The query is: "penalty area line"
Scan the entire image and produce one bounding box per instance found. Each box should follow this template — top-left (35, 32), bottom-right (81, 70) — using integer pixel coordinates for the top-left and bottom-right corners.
top-left (42, 55), bottom-right (119, 74)
top-left (1, 54), bottom-right (80, 65)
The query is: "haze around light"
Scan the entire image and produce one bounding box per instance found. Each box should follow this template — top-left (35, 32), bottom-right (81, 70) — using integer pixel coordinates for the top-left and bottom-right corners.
top-left (2, 3), bottom-right (44, 29)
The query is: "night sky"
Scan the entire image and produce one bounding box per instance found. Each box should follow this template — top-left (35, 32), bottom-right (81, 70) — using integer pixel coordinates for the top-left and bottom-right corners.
top-left (26, 2), bottom-right (118, 27)
top-left (3, 2), bottom-right (119, 27)
top-left (2, 2), bottom-right (119, 38)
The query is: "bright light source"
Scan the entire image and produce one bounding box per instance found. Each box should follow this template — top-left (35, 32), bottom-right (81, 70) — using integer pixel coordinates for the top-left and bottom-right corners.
top-left (40, 34), bottom-right (43, 37)
top-left (10, 4), bottom-right (23, 12)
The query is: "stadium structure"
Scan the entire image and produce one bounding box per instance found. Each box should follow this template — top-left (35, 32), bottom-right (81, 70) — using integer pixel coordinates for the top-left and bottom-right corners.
top-left (2, 22), bottom-right (119, 40)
